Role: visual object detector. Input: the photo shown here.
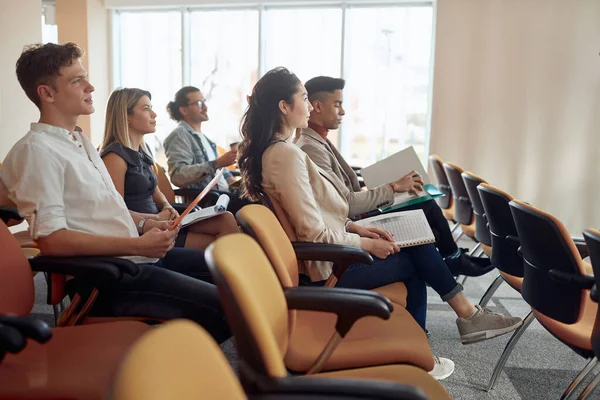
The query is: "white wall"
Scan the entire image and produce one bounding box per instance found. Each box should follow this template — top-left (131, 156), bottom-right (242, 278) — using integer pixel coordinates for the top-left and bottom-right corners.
top-left (103, 0), bottom-right (418, 8)
top-left (0, 0), bottom-right (42, 161)
top-left (430, 0), bottom-right (600, 234)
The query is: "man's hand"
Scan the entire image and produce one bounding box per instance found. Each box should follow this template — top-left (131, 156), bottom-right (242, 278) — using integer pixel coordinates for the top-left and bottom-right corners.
top-left (360, 237), bottom-right (400, 259)
top-left (214, 150), bottom-right (237, 169)
top-left (157, 206), bottom-right (179, 221)
top-left (390, 170), bottom-right (425, 195)
top-left (143, 219), bottom-right (173, 233)
top-left (136, 228), bottom-right (179, 258)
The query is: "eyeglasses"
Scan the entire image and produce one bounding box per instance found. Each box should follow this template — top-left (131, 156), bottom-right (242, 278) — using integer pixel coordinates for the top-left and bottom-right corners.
top-left (186, 100), bottom-right (207, 108)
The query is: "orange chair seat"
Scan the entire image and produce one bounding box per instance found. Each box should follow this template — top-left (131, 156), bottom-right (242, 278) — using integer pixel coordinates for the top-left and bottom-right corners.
top-left (499, 271), bottom-right (523, 292)
top-left (307, 364), bottom-right (451, 400)
top-left (481, 244), bottom-right (492, 257)
top-left (286, 306), bottom-right (433, 373)
top-left (460, 221), bottom-right (476, 238)
top-left (533, 295), bottom-right (597, 351)
top-left (370, 282), bottom-right (407, 308)
top-left (0, 321), bottom-right (150, 399)
top-left (442, 206), bottom-right (454, 222)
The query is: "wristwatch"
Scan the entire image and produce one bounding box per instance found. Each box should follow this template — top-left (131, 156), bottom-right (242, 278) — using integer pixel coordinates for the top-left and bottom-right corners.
top-left (138, 217), bottom-right (149, 235)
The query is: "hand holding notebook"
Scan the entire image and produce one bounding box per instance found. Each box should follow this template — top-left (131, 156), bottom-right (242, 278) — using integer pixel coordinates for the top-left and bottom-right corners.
top-left (354, 209), bottom-right (435, 248)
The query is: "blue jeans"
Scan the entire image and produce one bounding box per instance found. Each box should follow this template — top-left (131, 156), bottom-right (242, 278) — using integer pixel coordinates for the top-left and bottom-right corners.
top-left (324, 243), bottom-right (461, 330)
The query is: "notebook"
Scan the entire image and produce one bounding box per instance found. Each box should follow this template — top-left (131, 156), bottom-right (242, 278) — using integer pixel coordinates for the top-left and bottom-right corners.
top-left (169, 168), bottom-right (225, 230)
top-left (359, 146), bottom-right (444, 212)
top-left (181, 194), bottom-right (230, 228)
top-left (354, 209), bottom-right (435, 248)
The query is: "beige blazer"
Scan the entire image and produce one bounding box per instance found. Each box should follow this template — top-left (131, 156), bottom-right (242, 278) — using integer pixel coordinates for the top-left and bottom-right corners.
top-left (262, 140), bottom-right (362, 282)
top-left (296, 127), bottom-right (394, 218)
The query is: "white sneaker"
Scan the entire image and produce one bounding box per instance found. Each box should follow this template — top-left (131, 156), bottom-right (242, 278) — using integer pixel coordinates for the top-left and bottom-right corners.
top-left (428, 355), bottom-right (455, 381)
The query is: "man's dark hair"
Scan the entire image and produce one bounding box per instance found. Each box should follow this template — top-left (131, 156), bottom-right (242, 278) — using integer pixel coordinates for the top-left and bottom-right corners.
top-left (166, 86), bottom-right (201, 122)
top-left (15, 42), bottom-right (84, 109)
top-left (304, 76), bottom-right (345, 102)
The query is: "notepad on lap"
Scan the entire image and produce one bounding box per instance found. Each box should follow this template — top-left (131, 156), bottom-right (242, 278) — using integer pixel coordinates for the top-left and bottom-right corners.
top-left (181, 194), bottom-right (230, 228)
top-left (354, 209), bottom-right (435, 248)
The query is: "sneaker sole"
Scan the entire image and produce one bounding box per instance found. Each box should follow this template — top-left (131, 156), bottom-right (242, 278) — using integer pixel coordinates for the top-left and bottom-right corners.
top-left (460, 320), bottom-right (523, 345)
top-left (431, 365), bottom-right (455, 381)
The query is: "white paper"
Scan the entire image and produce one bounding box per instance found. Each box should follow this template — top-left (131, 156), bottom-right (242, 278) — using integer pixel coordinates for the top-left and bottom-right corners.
top-left (181, 194), bottom-right (230, 227)
top-left (360, 146), bottom-right (430, 189)
top-left (355, 209), bottom-right (435, 248)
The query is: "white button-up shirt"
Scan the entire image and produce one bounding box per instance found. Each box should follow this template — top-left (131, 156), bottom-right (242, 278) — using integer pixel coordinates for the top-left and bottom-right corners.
top-left (0, 123), bottom-right (156, 263)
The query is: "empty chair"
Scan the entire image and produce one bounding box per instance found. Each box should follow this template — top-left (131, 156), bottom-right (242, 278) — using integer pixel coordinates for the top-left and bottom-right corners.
top-left (443, 162), bottom-right (475, 242)
top-left (205, 233), bottom-right (450, 399)
top-left (580, 228), bottom-right (600, 399)
top-left (428, 154), bottom-right (455, 224)
top-left (110, 319), bottom-right (428, 400)
top-left (0, 220), bottom-right (150, 399)
top-left (477, 183), bottom-right (534, 391)
top-left (235, 206), bottom-right (433, 373)
top-left (510, 200), bottom-right (597, 400)
top-left (461, 171), bottom-right (491, 256)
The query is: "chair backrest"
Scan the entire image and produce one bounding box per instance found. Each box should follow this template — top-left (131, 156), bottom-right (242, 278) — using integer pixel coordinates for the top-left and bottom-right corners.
top-left (153, 163), bottom-right (176, 204)
top-left (0, 221), bottom-right (35, 316)
top-left (510, 199), bottom-right (587, 323)
top-left (443, 162), bottom-right (473, 225)
top-left (110, 319), bottom-right (247, 400)
top-left (428, 155), bottom-right (452, 210)
top-left (461, 171), bottom-right (490, 245)
top-left (206, 234), bottom-right (290, 378)
top-left (236, 205), bottom-right (299, 288)
top-left (582, 228), bottom-right (600, 358)
top-left (477, 183), bottom-right (523, 277)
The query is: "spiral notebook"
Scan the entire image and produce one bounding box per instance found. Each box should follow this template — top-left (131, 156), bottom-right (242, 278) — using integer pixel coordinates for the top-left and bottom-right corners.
top-left (354, 209), bottom-right (435, 248)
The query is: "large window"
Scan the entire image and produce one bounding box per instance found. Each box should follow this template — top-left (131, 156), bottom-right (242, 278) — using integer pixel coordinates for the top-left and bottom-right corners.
top-left (112, 2), bottom-right (434, 168)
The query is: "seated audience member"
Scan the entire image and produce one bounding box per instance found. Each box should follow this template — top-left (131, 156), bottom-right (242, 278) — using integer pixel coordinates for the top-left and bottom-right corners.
top-left (237, 67), bottom-right (522, 349)
top-left (0, 42), bottom-right (229, 343)
top-left (164, 86), bottom-right (249, 215)
top-left (100, 87), bottom-right (239, 251)
top-left (297, 76), bottom-right (493, 277)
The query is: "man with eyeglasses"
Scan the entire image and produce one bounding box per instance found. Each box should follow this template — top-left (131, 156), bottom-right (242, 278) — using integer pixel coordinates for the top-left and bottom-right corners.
top-left (165, 87), bottom-right (252, 214)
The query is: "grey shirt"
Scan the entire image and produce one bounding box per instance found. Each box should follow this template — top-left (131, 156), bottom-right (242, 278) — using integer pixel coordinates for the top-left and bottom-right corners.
top-left (163, 121), bottom-right (232, 190)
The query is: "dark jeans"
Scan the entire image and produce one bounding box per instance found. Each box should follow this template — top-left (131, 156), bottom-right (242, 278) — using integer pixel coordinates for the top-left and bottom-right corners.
top-left (316, 243), bottom-right (462, 330)
top-left (391, 199), bottom-right (458, 258)
top-left (71, 248), bottom-right (231, 343)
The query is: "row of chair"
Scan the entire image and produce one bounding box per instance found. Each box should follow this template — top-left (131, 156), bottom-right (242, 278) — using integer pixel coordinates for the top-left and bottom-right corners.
top-left (428, 154), bottom-right (600, 399)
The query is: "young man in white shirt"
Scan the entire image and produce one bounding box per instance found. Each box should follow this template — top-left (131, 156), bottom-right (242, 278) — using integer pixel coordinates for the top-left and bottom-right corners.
top-left (1, 42), bottom-right (229, 342)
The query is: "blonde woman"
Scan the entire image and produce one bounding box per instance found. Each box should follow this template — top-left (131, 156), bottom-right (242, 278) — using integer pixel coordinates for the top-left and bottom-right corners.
top-left (101, 88), bottom-right (238, 250)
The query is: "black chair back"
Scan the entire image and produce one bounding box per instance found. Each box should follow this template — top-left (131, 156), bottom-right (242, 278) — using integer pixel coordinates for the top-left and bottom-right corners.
top-left (428, 155), bottom-right (452, 210)
top-left (510, 200), bottom-right (583, 324)
top-left (443, 163), bottom-right (473, 225)
top-left (478, 184), bottom-right (523, 277)
top-left (582, 228), bottom-right (600, 357)
top-left (462, 172), bottom-right (491, 245)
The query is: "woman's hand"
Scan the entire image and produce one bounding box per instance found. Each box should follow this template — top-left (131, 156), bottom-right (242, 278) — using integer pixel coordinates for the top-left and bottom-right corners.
top-left (348, 223), bottom-right (394, 242)
top-left (360, 237), bottom-right (400, 259)
top-left (157, 206), bottom-right (179, 221)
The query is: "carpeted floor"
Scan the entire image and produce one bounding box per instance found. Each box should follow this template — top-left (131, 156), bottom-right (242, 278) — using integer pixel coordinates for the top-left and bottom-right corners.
top-left (30, 236), bottom-right (599, 399)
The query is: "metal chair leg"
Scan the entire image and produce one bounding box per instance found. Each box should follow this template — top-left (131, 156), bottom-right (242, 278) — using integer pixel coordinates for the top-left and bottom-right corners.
top-left (469, 243), bottom-right (482, 256)
top-left (453, 231), bottom-right (465, 242)
top-left (577, 370), bottom-right (600, 400)
top-left (561, 357), bottom-right (598, 400)
top-left (459, 276), bottom-right (468, 286)
top-left (450, 223), bottom-right (460, 233)
top-left (52, 304), bottom-right (61, 326)
top-left (479, 275), bottom-right (504, 307)
top-left (486, 311), bottom-right (534, 391)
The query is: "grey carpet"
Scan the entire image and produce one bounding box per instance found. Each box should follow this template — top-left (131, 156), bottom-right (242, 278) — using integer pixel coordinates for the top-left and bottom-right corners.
top-left (31, 235), bottom-right (599, 399)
